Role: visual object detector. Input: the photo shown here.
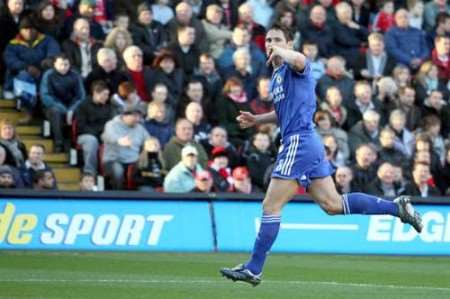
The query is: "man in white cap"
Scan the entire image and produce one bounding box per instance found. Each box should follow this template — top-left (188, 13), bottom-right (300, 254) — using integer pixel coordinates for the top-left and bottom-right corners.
top-left (163, 144), bottom-right (203, 192)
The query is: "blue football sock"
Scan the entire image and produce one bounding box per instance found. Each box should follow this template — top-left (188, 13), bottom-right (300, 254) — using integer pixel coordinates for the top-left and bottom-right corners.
top-left (342, 193), bottom-right (399, 216)
top-left (245, 214), bottom-right (281, 275)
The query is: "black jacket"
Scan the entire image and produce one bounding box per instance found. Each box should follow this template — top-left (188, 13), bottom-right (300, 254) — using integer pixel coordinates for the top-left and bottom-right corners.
top-left (350, 164), bottom-right (377, 192)
top-left (348, 121), bottom-right (379, 155)
top-left (299, 20), bottom-right (335, 58)
top-left (168, 42), bottom-right (200, 76)
top-left (366, 177), bottom-right (404, 197)
top-left (245, 146), bottom-right (275, 189)
top-left (149, 68), bottom-right (185, 101)
top-left (378, 147), bottom-right (408, 169)
top-left (216, 95), bottom-right (255, 146)
top-left (85, 67), bottom-right (128, 94)
top-left (62, 39), bottom-right (102, 76)
top-left (333, 22), bottom-right (368, 63)
top-left (345, 99), bottom-right (383, 130)
top-left (166, 17), bottom-right (209, 53)
top-left (75, 96), bottom-right (114, 139)
top-left (0, 8), bottom-right (28, 81)
top-left (130, 21), bottom-right (167, 65)
top-left (352, 52), bottom-right (397, 81)
top-left (402, 182), bottom-right (442, 197)
top-left (134, 153), bottom-right (164, 189)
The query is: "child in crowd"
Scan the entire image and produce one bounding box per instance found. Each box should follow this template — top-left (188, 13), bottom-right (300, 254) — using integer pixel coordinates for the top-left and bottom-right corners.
top-left (373, 0), bottom-right (395, 32)
top-left (320, 86), bottom-right (347, 127)
top-left (111, 81), bottom-right (147, 116)
top-left (302, 41), bottom-right (325, 81)
top-left (135, 137), bottom-right (165, 192)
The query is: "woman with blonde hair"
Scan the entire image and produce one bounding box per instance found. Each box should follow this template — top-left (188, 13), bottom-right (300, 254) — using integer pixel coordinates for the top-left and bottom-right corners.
top-left (414, 60), bottom-right (448, 104)
top-left (104, 27), bottom-right (133, 67)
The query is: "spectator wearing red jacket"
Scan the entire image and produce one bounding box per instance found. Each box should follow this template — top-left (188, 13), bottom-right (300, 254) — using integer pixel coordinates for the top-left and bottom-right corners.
top-left (431, 35), bottom-right (450, 80)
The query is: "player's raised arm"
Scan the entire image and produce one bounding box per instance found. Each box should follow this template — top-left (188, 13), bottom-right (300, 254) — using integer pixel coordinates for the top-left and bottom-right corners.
top-left (267, 46), bottom-right (307, 72)
top-left (236, 111), bottom-right (277, 128)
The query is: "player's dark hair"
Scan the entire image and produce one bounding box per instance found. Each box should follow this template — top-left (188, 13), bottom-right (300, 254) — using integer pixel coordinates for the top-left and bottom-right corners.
top-left (268, 24), bottom-right (294, 42)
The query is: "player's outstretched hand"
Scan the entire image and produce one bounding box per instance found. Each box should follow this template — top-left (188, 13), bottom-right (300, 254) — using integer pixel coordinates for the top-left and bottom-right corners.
top-left (236, 111), bottom-right (257, 128)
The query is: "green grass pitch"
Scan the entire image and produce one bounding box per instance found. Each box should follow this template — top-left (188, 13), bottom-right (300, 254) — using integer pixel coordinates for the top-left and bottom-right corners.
top-left (0, 251), bottom-right (449, 299)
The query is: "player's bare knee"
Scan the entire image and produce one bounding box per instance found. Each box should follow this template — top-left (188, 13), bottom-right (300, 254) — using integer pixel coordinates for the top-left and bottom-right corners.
top-left (321, 198), bottom-right (343, 215)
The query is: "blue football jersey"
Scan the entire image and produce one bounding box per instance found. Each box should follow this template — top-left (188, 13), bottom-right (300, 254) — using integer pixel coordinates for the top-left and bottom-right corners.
top-left (270, 62), bottom-right (316, 138)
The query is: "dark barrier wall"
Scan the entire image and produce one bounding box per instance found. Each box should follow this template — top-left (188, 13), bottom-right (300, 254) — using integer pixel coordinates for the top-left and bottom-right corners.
top-left (0, 190), bottom-right (449, 254)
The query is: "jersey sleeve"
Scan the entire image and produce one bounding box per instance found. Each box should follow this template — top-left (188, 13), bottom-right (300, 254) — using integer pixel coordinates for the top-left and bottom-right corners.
top-left (287, 60), bottom-right (311, 77)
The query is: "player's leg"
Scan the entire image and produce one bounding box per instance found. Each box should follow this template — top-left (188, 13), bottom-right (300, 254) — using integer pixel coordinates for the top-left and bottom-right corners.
top-left (220, 178), bottom-right (298, 285)
top-left (245, 178), bottom-right (299, 273)
top-left (308, 176), bottom-right (423, 232)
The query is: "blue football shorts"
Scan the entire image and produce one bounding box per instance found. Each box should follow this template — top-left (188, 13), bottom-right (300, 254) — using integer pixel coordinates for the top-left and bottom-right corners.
top-left (271, 131), bottom-right (335, 189)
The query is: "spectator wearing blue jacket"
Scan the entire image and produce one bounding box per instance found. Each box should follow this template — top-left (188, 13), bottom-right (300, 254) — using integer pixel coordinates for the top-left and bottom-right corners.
top-left (40, 54), bottom-right (85, 152)
top-left (3, 16), bottom-right (60, 122)
top-left (385, 9), bottom-right (429, 70)
top-left (144, 101), bottom-right (173, 148)
top-left (217, 25), bottom-right (266, 73)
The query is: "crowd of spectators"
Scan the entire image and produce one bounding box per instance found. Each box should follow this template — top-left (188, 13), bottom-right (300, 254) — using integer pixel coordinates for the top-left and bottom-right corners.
top-left (0, 0), bottom-right (449, 197)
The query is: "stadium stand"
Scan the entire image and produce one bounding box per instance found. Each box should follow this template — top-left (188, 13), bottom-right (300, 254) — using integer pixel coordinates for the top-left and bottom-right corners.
top-left (0, 0), bottom-right (448, 197)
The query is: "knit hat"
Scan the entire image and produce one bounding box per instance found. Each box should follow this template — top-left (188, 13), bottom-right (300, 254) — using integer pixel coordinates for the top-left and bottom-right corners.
top-left (0, 165), bottom-right (13, 175)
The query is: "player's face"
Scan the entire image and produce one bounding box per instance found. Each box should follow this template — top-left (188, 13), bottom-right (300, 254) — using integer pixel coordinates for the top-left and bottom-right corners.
top-left (265, 29), bottom-right (290, 57)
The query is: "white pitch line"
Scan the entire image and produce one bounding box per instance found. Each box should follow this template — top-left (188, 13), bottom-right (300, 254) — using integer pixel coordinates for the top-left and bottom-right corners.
top-left (281, 224), bottom-right (360, 231)
top-left (1, 278), bottom-right (449, 292)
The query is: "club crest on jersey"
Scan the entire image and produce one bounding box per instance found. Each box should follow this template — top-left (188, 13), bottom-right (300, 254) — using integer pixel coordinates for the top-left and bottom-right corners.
top-left (275, 74), bottom-right (282, 84)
